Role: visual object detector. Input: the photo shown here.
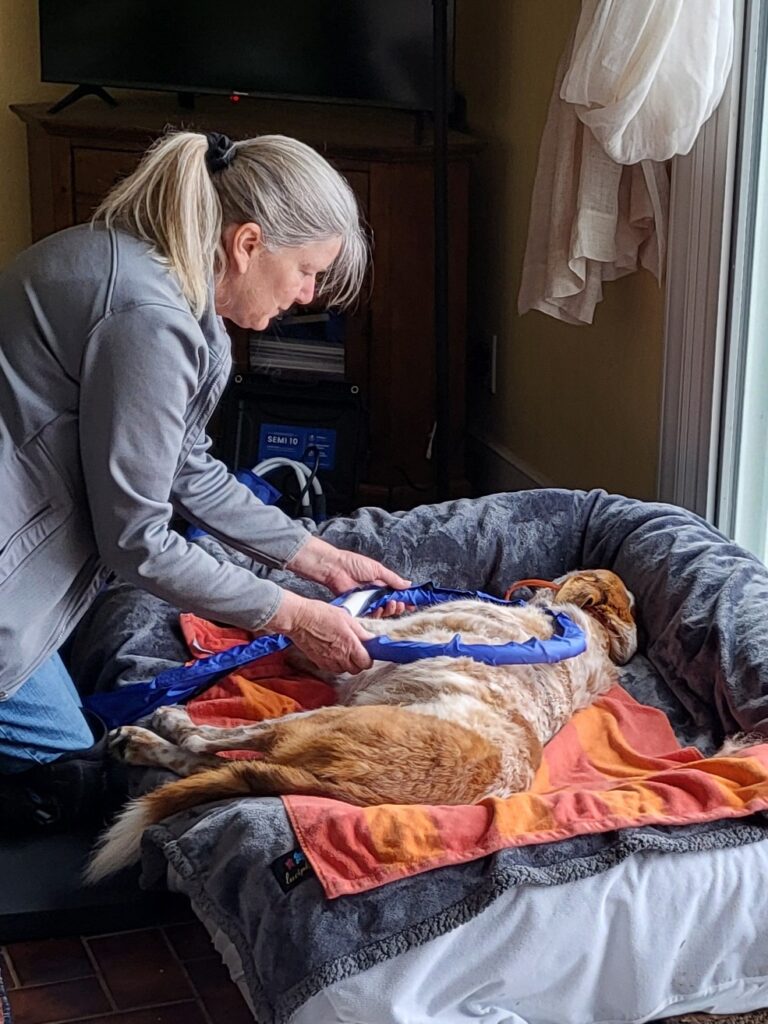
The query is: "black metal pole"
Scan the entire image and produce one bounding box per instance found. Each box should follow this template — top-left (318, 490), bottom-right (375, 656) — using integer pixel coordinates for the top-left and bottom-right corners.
top-left (433, 0), bottom-right (451, 502)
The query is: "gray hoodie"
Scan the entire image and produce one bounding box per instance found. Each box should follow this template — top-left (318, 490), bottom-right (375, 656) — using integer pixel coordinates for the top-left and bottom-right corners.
top-left (0, 223), bottom-right (311, 698)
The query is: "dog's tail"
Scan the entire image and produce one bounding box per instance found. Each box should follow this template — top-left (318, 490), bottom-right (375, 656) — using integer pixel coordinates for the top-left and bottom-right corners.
top-left (715, 731), bottom-right (766, 757)
top-left (85, 761), bottom-right (378, 884)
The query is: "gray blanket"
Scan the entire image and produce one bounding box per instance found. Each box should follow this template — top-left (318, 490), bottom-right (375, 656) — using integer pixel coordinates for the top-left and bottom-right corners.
top-left (70, 488), bottom-right (768, 1024)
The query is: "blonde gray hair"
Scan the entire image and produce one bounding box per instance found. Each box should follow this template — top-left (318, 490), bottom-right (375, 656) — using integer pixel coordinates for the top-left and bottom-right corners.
top-left (93, 131), bottom-right (368, 318)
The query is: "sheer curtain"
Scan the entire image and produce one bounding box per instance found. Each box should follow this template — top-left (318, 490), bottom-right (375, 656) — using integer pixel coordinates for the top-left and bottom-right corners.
top-left (518, 0), bottom-right (733, 326)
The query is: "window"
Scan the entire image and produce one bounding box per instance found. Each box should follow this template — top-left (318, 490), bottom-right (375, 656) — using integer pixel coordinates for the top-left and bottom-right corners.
top-left (660, 0), bottom-right (768, 565)
top-left (718, 0), bottom-right (768, 563)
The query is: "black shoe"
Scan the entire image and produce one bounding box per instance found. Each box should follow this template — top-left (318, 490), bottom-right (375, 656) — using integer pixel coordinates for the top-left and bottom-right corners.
top-left (0, 709), bottom-right (110, 835)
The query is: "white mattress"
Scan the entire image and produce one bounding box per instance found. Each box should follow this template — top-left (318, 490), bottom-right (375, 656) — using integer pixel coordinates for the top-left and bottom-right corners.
top-left (176, 839), bottom-right (768, 1024)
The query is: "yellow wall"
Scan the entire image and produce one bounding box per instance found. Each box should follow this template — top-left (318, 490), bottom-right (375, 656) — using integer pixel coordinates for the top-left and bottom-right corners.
top-left (0, 0), bottom-right (60, 268)
top-left (456, 0), bottom-right (665, 499)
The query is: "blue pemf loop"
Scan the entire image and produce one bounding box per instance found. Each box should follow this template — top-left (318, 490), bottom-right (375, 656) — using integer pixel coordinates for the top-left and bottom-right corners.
top-left (363, 609), bottom-right (585, 666)
top-left (83, 582), bottom-right (586, 727)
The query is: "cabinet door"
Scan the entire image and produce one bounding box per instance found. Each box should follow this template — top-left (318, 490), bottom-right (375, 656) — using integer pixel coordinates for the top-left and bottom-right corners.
top-left (73, 147), bottom-right (144, 223)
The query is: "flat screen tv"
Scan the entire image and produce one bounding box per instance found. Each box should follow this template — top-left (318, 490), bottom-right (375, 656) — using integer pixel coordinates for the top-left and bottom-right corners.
top-left (39, 0), bottom-right (455, 112)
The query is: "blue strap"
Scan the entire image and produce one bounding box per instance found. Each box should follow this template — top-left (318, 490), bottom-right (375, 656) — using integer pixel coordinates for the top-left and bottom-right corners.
top-left (83, 582), bottom-right (585, 728)
top-left (84, 632), bottom-right (292, 729)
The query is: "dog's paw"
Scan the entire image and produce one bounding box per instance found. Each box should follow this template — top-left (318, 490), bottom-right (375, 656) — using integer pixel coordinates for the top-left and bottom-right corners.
top-left (108, 726), bottom-right (163, 765)
top-left (150, 704), bottom-right (194, 741)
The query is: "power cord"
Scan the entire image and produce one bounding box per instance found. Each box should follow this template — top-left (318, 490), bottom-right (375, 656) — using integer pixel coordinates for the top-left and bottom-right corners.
top-left (297, 447), bottom-right (326, 520)
top-left (252, 456), bottom-right (326, 521)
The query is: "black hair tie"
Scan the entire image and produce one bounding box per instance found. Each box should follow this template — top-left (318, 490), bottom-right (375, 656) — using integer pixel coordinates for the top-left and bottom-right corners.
top-left (204, 132), bottom-right (236, 174)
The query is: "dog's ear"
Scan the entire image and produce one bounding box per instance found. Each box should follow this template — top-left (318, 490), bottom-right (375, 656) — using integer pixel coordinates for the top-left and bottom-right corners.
top-left (553, 570), bottom-right (637, 665)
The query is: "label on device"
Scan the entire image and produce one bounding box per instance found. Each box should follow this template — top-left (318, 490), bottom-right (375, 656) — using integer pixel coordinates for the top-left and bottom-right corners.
top-left (258, 423), bottom-right (337, 469)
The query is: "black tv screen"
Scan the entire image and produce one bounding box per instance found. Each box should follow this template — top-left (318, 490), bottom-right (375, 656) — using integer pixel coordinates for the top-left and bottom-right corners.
top-left (39, 0), bottom-right (454, 112)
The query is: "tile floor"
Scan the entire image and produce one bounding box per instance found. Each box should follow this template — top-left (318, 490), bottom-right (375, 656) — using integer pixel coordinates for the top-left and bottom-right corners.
top-left (2, 920), bottom-right (254, 1024)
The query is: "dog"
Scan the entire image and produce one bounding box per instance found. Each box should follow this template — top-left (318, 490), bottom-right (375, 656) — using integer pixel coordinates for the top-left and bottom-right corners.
top-left (86, 569), bottom-right (637, 882)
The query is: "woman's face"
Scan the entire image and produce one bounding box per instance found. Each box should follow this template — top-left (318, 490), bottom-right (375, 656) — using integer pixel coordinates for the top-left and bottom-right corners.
top-left (215, 223), bottom-right (342, 331)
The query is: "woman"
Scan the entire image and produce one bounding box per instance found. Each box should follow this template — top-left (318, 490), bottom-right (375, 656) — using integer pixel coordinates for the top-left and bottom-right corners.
top-left (0, 129), bottom-right (409, 779)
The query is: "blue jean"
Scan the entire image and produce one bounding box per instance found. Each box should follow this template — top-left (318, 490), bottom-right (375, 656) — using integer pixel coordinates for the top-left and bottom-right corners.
top-left (0, 653), bottom-right (94, 773)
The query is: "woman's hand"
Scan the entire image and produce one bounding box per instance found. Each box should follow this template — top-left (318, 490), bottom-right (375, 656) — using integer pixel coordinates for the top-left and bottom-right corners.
top-left (286, 537), bottom-right (411, 595)
top-left (264, 590), bottom-right (375, 674)
top-left (368, 599), bottom-right (416, 619)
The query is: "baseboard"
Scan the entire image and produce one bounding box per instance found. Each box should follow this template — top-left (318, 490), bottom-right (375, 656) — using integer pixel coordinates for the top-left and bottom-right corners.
top-left (466, 433), bottom-right (553, 495)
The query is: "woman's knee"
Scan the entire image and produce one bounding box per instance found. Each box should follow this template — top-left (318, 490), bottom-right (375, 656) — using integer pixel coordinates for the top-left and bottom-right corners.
top-left (0, 653), bottom-right (95, 773)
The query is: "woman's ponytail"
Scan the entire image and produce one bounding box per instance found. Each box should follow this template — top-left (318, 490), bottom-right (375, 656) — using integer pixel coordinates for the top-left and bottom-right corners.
top-left (94, 132), bottom-right (221, 317)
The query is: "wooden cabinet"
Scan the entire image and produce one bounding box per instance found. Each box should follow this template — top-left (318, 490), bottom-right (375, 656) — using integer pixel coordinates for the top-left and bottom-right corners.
top-left (12, 95), bottom-right (478, 509)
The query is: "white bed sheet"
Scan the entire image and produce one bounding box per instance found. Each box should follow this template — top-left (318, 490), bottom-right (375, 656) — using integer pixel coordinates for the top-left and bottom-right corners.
top-left (175, 838), bottom-right (768, 1024)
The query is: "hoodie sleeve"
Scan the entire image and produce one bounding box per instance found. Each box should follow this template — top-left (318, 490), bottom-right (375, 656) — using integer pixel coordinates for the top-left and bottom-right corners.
top-left (171, 431), bottom-right (311, 567)
top-left (78, 303), bottom-right (288, 630)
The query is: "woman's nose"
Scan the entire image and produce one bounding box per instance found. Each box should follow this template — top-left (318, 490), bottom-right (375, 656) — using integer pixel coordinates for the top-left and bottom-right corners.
top-left (296, 278), bottom-right (316, 305)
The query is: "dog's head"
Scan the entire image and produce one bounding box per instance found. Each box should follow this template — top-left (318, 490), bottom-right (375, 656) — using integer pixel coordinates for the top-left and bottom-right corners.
top-left (552, 569), bottom-right (637, 665)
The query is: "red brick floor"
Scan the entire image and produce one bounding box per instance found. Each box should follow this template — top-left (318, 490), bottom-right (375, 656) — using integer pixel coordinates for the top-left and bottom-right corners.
top-left (2, 921), bottom-right (254, 1024)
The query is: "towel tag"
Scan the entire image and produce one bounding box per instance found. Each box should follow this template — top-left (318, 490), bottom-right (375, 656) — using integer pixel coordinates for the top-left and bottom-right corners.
top-left (271, 848), bottom-right (314, 893)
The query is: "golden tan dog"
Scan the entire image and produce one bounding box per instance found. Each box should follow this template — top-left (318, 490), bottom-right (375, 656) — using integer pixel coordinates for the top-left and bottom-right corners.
top-left (87, 569), bottom-right (637, 882)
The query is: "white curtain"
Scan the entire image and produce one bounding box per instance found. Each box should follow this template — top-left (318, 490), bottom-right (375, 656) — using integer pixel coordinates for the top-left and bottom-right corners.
top-left (518, 0), bottom-right (734, 326)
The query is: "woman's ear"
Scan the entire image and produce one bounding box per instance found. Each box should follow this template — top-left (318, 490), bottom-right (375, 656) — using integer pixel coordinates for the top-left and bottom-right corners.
top-left (224, 222), bottom-right (263, 275)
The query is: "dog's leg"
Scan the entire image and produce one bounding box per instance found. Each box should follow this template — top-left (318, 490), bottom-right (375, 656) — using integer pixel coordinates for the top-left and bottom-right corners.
top-left (150, 705), bottom-right (215, 743)
top-left (151, 705), bottom-right (322, 743)
top-left (150, 704), bottom-right (329, 756)
top-left (150, 705), bottom-right (295, 747)
top-left (150, 704), bottom-right (266, 745)
top-left (109, 726), bottom-right (223, 776)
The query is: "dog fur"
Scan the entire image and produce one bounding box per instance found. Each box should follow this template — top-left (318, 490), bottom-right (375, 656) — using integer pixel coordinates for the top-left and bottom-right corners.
top-left (86, 569), bottom-right (637, 882)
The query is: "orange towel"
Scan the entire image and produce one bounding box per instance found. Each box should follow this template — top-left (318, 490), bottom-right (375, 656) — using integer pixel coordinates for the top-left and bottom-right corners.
top-left (180, 613), bottom-right (257, 657)
top-left (283, 687), bottom-right (768, 898)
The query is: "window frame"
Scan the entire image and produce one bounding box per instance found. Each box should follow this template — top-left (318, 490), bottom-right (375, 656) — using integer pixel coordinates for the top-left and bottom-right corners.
top-left (657, 0), bottom-right (747, 524)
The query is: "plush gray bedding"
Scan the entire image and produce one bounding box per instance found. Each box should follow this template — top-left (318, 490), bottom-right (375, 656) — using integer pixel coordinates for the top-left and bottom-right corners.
top-left (70, 488), bottom-right (768, 1024)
